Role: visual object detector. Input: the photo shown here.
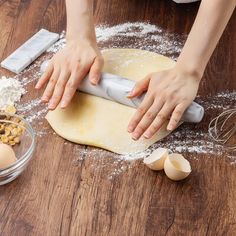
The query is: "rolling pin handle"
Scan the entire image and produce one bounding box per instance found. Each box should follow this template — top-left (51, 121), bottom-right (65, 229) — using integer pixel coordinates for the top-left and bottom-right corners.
top-left (40, 61), bottom-right (204, 123)
top-left (182, 102), bottom-right (204, 123)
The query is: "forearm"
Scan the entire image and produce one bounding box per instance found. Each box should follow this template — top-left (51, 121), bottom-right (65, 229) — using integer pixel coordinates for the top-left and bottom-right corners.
top-left (65, 0), bottom-right (96, 43)
top-left (177, 0), bottom-right (236, 79)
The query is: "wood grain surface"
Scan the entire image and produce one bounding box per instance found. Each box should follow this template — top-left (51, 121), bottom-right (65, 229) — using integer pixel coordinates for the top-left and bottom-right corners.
top-left (0, 0), bottom-right (236, 235)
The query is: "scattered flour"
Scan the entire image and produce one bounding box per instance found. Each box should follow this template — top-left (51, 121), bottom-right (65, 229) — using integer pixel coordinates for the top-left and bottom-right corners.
top-left (120, 129), bottom-right (228, 161)
top-left (120, 90), bottom-right (236, 161)
top-left (47, 22), bottom-right (185, 60)
top-left (0, 76), bottom-right (25, 110)
top-left (97, 22), bottom-right (185, 60)
top-left (197, 92), bottom-right (236, 111)
top-left (18, 22), bottom-right (186, 131)
top-left (95, 22), bottom-right (162, 41)
top-left (47, 31), bottom-right (65, 53)
top-left (1, 22), bottom-right (235, 169)
top-left (17, 98), bottom-right (48, 123)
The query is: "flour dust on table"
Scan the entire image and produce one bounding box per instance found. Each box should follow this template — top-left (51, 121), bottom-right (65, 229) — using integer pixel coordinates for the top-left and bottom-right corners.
top-left (48, 22), bottom-right (186, 60)
top-left (2, 22), bottom-right (235, 163)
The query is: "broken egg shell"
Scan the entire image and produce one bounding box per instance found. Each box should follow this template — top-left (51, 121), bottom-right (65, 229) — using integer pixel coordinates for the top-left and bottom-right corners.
top-left (164, 153), bottom-right (191, 181)
top-left (143, 148), bottom-right (169, 170)
top-left (0, 144), bottom-right (17, 169)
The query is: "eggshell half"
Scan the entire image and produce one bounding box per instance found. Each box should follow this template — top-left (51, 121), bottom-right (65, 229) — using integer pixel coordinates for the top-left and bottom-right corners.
top-left (0, 144), bottom-right (17, 169)
top-left (143, 148), bottom-right (169, 170)
top-left (164, 153), bottom-right (191, 181)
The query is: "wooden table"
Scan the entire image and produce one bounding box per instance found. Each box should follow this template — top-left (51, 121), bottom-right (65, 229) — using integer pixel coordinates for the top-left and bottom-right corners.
top-left (0, 0), bottom-right (235, 235)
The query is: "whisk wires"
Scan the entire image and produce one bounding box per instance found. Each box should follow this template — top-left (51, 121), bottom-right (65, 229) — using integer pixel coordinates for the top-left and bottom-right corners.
top-left (208, 108), bottom-right (236, 151)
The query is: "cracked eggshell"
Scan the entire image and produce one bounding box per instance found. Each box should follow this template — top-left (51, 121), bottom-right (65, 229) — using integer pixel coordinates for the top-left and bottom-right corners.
top-left (164, 153), bottom-right (191, 181)
top-left (143, 148), bottom-right (169, 170)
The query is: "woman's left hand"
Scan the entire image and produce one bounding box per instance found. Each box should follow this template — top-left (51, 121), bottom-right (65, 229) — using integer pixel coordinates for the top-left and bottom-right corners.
top-left (127, 67), bottom-right (201, 140)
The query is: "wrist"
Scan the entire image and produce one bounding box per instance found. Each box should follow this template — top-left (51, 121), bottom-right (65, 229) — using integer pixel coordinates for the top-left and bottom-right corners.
top-left (66, 33), bottom-right (97, 46)
top-left (66, 24), bottom-right (96, 43)
top-left (66, 29), bottom-right (97, 46)
top-left (66, 37), bottom-right (98, 49)
top-left (66, 15), bottom-right (96, 44)
top-left (175, 60), bottom-right (204, 82)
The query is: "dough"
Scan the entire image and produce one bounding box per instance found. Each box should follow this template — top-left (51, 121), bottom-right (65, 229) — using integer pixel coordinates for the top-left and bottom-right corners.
top-left (46, 49), bottom-right (177, 154)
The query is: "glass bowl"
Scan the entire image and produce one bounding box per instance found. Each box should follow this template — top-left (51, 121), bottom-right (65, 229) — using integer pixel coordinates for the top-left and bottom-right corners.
top-left (0, 112), bottom-right (36, 185)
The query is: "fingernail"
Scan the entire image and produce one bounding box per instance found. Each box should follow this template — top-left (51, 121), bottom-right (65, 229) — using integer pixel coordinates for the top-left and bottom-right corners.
top-left (127, 90), bottom-right (134, 97)
top-left (127, 125), bottom-right (133, 132)
top-left (91, 78), bottom-right (98, 85)
top-left (48, 101), bottom-right (54, 109)
top-left (132, 132), bottom-right (139, 140)
top-left (128, 92), bottom-right (133, 97)
top-left (35, 85), bottom-right (39, 89)
top-left (41, 97), bottom-right (48, 102)
top-left (60, 101), bottom-right (67, 108)
top-left (167, 125), bottom-right (174, 131)
top-left (143, 132), bottom-right (150, 139)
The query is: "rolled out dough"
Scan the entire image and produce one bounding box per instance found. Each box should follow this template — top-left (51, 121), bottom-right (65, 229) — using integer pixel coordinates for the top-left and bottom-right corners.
top-left (46, 49), bottom-right (177, 154)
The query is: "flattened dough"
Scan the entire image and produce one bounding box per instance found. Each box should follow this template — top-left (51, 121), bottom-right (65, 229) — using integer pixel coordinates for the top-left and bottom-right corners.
top-left (46, 49), bottom-right (177, 154)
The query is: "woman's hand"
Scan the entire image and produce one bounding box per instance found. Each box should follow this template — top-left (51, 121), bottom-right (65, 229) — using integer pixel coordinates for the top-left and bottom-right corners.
top-left (35, 40), bottom-right (104, 110)
top-left (127, 67), bottom-right (200, 140)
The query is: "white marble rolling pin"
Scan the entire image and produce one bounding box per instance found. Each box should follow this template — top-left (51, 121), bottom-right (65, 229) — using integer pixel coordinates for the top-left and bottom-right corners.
top-left (41, 61), bottom-right (204, 123)
top-left (1, 29), bottom-right (59, 74)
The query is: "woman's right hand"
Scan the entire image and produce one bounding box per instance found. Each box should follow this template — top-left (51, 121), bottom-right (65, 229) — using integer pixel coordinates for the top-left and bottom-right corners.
top-left (35, 40), bottom-right (104, 110)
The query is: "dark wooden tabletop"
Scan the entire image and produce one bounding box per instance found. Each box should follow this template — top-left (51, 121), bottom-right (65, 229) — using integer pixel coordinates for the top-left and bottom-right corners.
top-left (0, 0), bottom-right (236, 235)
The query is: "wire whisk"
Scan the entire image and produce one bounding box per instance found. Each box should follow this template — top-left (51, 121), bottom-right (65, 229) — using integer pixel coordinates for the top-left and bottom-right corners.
top-left (208, 108), bottom-right (236, 151)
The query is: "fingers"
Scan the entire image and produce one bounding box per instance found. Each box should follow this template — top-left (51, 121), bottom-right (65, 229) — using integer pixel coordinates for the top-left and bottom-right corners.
top-left (143, 103), bottom-right (175, 139)
top-left (127, 95), bottom-right (154, 134)
top-left (60, 67), bottom-right (88, 108)
top-left (130, 100), bottom-right (164, 140)
top-left (36, 42), bottom-right (104, 110)
top-left (35, 61), bottom-right (53, 89)
top-left (126, 67), bottom-right (199, 140)
top-left (167, 103), bottom-right (188, 131)
top-left (60, 82), bottom-right (77, 109)
top-left (41, 69), bottom-right (60, 102)
top-left (40, 61), bottom-right (90, 109)
top-left (48, 70), bottom-right (71, 110)
top-left (89, 57), bottom-right (104, 85)
top-left (127, 76), bottom-right (150, 98)
top-left (129, 100), bottom-right (189, 140)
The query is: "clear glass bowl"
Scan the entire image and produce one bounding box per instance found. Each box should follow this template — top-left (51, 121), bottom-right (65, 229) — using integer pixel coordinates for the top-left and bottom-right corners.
top-left (0, 112), bottom-right (36, 185)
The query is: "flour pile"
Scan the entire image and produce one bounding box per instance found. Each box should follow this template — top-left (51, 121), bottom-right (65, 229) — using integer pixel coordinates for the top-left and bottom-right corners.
top-left (0, 76), bottom-right (25, 110)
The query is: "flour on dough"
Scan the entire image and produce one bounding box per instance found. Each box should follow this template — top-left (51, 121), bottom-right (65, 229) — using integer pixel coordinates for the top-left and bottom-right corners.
top-left (46, 49), bottom-right (177, 154)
